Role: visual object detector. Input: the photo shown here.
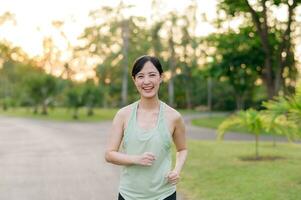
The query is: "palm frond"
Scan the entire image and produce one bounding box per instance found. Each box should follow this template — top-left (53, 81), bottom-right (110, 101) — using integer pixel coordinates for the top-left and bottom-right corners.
top-left (217, 115), bottom-right (242, 140)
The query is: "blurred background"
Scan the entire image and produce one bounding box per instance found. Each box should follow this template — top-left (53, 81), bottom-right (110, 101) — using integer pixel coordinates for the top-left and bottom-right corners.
top-left (1, 0), bottom-right (300, 114)
top-left (1, 1), bottom-right (301, 200)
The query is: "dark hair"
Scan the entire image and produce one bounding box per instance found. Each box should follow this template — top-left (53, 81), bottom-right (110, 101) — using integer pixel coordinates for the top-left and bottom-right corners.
top-left (131, 55), bottom-right (163, 77)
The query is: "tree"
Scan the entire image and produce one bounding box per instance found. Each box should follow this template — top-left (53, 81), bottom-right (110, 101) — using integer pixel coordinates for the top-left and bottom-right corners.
top-left (262, 80), bottom-right (301, 139)
top-left (218, 109), bottom-right (266, 159)
top-left (0, 41), bottom-right (28, 110)
top-left (218, 0), bottom-right (301, 98)
top-left (78, 3), bottom-right (151, 107)
top-left (82, 79), bottom-right (101, 116)
top-left (66, 84), bottom-right (84, 119)
top-left (25, 72), bottom-right (59, 115)
top-left (206, 27), bottom-right (265, 109)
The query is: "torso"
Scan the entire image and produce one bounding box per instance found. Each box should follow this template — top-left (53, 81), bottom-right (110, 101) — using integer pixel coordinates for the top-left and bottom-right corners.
top-left (119, 100), bottom-right (177, 199)
top-left (120, 101), bottom-right (180, 138)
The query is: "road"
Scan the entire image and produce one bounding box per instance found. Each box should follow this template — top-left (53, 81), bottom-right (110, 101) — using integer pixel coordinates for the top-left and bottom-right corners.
top-left (0, 114), bottom-right (290, 200)
top-left (0, 116), bottom-right (119, 200)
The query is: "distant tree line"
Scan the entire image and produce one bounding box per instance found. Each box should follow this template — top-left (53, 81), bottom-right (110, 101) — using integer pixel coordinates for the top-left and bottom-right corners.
top-left (0, 0), bottom-right (300, 114)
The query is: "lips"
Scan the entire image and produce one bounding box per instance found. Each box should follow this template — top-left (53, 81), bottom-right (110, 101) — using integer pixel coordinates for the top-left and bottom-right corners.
top-left (142, 86), bottom-right (154, 92)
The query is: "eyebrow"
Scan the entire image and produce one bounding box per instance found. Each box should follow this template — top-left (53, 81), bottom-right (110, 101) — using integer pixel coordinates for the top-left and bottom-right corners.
top-left (137, 71), bottom-right (158, 76)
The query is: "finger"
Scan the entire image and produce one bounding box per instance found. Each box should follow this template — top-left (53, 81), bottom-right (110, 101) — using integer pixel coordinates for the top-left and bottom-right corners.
top-left (146, 156), bottom-right (156, 161)
top-left (168, 179), bottom-right (178, 185)
top-left (169, 177), bottom-right (178, 182)
top-left (168, 173), bottom-right (178, 179)
top-left (145, 152), bottom-right (156, 159)
top-left (170, 181), bottom-right (178, 185)
top-left (143, 159), bottom-right (153, 165)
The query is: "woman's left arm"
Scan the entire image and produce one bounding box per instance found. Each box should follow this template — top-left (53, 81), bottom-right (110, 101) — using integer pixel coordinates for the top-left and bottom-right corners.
top-left (166, 115), bottom-right (188, 185)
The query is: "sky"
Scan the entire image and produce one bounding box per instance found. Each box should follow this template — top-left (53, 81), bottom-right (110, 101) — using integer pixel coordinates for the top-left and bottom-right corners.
top-left (0, 0), bottom-right (217, 57)
top-left (0, 0), bottom-right (300, 81)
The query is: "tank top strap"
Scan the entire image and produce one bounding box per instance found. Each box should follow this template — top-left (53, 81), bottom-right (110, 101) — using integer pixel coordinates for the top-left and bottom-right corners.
top-left (157, 101), bottom-right (164, 124)
top-left (158, 101), bottom-right (173, 149)
top-left (123, 101), bottom-right (139, 144)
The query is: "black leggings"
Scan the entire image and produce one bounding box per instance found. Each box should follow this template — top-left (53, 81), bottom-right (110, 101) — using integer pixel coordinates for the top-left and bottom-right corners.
top-left (118, 191), bottom-right (176, 200)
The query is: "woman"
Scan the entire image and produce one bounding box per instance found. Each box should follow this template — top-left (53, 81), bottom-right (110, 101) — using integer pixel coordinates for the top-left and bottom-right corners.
top-left (105, 55), bottom-right (187, 200)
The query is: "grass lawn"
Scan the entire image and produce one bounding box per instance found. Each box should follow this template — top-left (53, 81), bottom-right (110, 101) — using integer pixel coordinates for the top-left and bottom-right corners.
top-left (177, 140), bottom-right (301, 200)
top-left (0, 107), bottom-right (201, 122)
top-left (0, 107), bottom-right (118, 122)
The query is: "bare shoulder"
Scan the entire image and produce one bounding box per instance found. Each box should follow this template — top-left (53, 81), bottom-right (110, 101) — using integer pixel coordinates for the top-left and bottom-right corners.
top-left (113, 103), bottom-right (135, 130)
top-left (114, 104), bottom-right (132, 122)
top-left (163, 103), bottom-right (183, 123)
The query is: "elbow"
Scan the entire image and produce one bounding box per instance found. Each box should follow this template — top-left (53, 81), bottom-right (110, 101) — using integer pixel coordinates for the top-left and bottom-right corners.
top-left (177, 148), bottom-right (188, 153)
top-left (105, 151), bottom-right (113, 163)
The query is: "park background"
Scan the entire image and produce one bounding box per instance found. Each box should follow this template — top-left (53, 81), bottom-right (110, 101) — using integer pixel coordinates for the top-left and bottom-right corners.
top-left (1, 0), bottom-right (301, 199)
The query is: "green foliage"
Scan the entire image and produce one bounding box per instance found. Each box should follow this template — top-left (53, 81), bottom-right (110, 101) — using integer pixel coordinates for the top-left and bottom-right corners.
top-left (1, 2), bottom-right (301, 112)
top-left (217, 0), bottom-right (301, 97)
top-left (218, 109), bottom-right (264, 139)
top-left (217, 0), bottom-right (250, 16)
top-left (288, 81), bottom-right (301, 122)
top-left (180, 140), bottom-right (301, 200)
top-left (205, 26), bottom-right (265, 109)
top-left (24, 72), bottom-right (60, 114)
top-left (65, 84), bottom-right (85, 119)
top-left (82, 79), bottom-right (102, 116)
top-left (218, 109), bottom-right (266, 158)
top-left (262, 81), bottom-right (301, 137)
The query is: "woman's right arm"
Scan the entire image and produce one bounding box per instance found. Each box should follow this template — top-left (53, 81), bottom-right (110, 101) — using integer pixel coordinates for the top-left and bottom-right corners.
top-left (105, 110), bottom-right (156, 166)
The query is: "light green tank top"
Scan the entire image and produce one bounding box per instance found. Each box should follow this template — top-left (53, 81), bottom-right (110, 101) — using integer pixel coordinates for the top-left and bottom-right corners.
top-left (119, 101), bottom-right (176, 200)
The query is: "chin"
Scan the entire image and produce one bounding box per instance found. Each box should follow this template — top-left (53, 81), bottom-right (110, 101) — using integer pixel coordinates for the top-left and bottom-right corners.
top-left (141, 92), bottom-right (157, 99)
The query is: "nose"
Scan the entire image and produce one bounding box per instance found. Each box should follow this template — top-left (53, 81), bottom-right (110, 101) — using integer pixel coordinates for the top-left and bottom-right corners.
top-left (143, 76), bottom-right (151, 84)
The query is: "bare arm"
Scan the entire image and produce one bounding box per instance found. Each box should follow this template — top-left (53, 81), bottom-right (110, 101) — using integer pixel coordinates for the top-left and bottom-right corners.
top-left (105, 109), bottom-right (156, 166)
top-left (173, 115), bottom-right (188, 173)
top-left (166, 114), bottom-right (188, 185)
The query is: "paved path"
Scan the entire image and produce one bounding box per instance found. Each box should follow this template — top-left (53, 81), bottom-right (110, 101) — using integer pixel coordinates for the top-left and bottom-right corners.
top-left (0, 116), bottom-right (119, 200)
top-left (0, 116), bottom-right (188, 200)
top-left (0, 113), bottom-right (293, 200)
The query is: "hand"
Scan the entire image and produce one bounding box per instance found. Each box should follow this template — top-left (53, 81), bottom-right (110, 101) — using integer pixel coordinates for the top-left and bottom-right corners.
top-left (133, 152), bottom-right (156, 166)
top-left (166, 170), bottom-right (180, 185)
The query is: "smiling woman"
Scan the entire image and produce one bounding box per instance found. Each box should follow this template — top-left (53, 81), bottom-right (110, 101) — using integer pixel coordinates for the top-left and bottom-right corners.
top-left (105, 55), bottom-right (188, 200)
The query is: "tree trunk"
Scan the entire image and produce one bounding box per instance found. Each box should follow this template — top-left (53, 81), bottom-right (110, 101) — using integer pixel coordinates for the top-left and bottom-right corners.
top-left (121, 19), bottom-right (129, 106)
top-left (151, 22), bottom-right (163, 58)
top-left (207, 77), bottom-right (212, 111)
top-left (183, 47), bottom-right (192, 109)
top-left (235, 94), bottom-right (245, 110)
top-left (87, 106), bottom-right (94, 116)
top-left (41, 102), bottom-right (48, 115)
top-left (245, 0), bottom-right (276, 99)
top-left (245, 0), bottom-right (298, 99)
top-left (73, 108), bottom-right (78, 119)
top-left (275, 1), bottom-right (297, 94)
top-left (33, 105), bottom-right (38, 114)
top-left (168, 27), bottom-right (176, 107)
top-left (103, 85), bottom-right (108, 108)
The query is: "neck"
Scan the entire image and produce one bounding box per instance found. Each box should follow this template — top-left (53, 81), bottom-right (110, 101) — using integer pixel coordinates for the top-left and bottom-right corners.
top-left (138, 96), bottom-right (160, 110)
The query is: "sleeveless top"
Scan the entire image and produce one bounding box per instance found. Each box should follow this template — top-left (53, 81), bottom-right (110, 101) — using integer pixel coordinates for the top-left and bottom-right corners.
top-left (119, 101), bottom-right (176, 200)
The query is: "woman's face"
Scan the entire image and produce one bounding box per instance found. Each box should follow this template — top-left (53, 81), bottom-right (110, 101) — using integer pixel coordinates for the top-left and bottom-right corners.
top-left (133, 61), bottom-right (162, 99)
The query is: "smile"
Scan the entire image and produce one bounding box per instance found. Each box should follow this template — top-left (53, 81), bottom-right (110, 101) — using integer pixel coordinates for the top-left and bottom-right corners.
top-left (142, 87), bottom-right (154, 91)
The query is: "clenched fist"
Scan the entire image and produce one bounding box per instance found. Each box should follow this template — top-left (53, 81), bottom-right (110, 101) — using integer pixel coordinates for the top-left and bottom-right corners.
top-left (133, 152), bottom-right (156, 166)
top-left (166, 170), bottom-right (180, 185)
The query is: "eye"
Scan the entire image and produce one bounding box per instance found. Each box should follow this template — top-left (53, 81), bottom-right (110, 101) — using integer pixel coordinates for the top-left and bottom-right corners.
top-left (137, 75), bottom-right (144, 79)
top-left (149, 73), bottom-right (156, 77)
